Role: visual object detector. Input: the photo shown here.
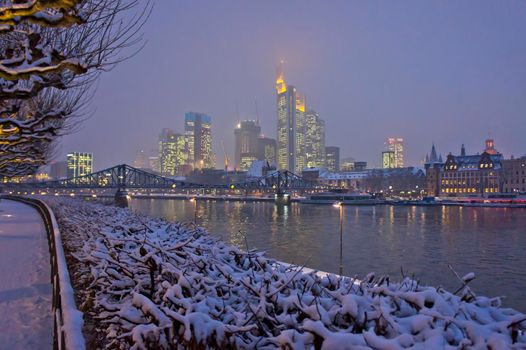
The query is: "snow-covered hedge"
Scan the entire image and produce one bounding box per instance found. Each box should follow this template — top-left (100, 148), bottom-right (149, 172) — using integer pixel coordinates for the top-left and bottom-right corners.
top-left (48, 198), bottom-right (526, 349)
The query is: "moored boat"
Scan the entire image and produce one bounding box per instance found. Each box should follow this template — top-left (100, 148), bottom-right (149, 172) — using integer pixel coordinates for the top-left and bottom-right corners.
top-left (301, 192), bottom-right (383, 205)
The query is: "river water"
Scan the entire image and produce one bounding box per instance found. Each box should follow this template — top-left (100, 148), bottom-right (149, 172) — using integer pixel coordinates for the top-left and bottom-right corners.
top-left (130, 198), bottom-right (526, 311)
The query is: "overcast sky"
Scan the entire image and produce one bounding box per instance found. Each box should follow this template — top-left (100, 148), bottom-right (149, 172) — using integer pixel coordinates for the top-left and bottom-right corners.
top-left (58, 0), bottom-right (526, 170)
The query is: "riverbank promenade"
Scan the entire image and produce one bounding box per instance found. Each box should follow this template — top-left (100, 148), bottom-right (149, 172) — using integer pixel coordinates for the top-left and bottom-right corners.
top-left (0, 199), bottom-right (53, 350)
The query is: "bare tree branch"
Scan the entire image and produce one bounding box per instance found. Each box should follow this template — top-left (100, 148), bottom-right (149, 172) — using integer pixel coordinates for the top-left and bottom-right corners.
top-left (0, 0), bottom-right (153, 178)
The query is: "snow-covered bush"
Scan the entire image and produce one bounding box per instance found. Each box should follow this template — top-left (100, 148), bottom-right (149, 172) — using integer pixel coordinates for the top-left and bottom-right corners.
top-left (49, 198), bottom-right (526, 349)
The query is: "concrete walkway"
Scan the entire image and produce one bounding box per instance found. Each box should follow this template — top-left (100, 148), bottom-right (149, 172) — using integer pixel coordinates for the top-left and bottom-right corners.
top-left (0, 199), bottom-right (53, 350)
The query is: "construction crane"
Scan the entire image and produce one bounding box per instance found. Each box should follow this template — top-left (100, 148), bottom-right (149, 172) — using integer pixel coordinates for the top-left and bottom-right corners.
top-left (220, 140), bottom-right (230, 173)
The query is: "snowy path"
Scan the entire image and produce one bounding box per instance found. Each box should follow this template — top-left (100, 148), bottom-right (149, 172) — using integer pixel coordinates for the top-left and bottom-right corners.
top-left (0, 199), bottom-right (53, 350)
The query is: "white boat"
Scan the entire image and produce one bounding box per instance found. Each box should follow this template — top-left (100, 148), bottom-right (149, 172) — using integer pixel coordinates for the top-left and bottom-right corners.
top-left (301, 192), bottom-right (383, 205)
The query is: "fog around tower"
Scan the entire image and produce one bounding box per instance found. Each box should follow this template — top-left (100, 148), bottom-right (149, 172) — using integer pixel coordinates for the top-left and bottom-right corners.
top-left (59, 1), bottom-right (526, 170)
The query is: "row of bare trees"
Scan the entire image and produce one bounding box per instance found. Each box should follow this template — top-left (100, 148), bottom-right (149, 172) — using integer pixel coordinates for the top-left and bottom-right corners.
top-left (0, 0), bottom-right (152, 178)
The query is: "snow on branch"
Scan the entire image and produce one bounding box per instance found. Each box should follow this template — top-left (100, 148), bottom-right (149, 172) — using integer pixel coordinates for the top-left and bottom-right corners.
top-left (48, 198), bottom-right (526, 349)
top-left (0, 0), bottom-right (83, 28)
top-left (0, 0), bottom-right (152, 178)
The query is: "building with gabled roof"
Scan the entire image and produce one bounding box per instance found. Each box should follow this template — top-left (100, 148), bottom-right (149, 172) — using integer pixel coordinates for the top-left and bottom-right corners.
top-left (440, 142), bottom-right (503, 196)
top-left (425, 140), bottom-right (508, 197)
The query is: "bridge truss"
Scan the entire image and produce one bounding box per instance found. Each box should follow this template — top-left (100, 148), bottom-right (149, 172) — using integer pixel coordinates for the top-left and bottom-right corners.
top-left (5, 164), bottom-right (328, 192)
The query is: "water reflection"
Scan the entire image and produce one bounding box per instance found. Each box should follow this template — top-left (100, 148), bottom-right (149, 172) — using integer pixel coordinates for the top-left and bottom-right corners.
top-left (130, 199), bottom-right (526, 312)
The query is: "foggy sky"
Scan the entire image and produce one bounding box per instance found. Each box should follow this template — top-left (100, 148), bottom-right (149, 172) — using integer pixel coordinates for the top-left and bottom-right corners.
top-left (58, 0), bottom-right (526, 170)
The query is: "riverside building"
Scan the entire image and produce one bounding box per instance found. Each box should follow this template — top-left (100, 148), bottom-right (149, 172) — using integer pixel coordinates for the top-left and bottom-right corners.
top-left (309, 167), bottom-right (424, 195)
top-left (441, 152), bottom-right (502, 195)
top-left (502, 156), bottom-right (526, 193)
top-left (432, 140), bottom-right (504, 196)
top-left (363, 167), bottom-right (426, 195)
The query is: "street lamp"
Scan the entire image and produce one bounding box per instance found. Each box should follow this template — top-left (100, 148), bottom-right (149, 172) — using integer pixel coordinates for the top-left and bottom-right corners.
top-left (333, 201), bottom-right (344, 276)
top-left (189, 197), bottom-right (197, 223)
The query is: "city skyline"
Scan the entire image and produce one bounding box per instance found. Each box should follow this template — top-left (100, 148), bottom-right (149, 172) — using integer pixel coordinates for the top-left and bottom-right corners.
top-left (2, 2), bottom-right (526, 347)
top-left (56, 1), bottom-right (526, 171)
top-left (55, 67), bottom-right (526, 173)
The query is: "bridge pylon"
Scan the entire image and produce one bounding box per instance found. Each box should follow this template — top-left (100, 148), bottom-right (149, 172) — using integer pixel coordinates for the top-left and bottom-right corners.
top-left (275, 189), bottom-right (291, 205)
top-left (114, 189), bottom-right (129, 207)
top-left (114, 164), bottom-right (129, 207)
top-left (273, 171), bottom-right (291, 205)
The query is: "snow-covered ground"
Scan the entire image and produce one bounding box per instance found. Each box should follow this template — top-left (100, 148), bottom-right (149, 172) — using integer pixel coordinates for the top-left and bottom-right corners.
top-left (0, 199), bottom-right (53, 350)
top-left (48, 198), bottom-right (526, 349)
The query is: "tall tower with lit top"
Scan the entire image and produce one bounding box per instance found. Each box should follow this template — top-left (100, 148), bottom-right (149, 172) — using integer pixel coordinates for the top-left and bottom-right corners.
top-left (276, 61), bottom-right (306, 173)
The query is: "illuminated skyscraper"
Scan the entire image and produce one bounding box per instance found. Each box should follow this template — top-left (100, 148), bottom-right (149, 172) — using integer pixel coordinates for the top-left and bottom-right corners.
top-left (66, 152), bottom-right (93, 178)
top-left (325, 146), bottom-right (340, 172)
top-left (185, 112), bottom-right (214, 170)
top-left (305, 109), bottom-right (326, 168)
top-left (276, 62), bottom-right (306, 173)
top-left (294, 92), bottom-right (306, 172)
top-left (385, 137), bottom-right (404, 168)
top-left (258, 136), bottom-right (277, 166)
top-left (382, 151), bottom-right (395, 169)
top-left (234, 120), bottom-right (261, 171)
top-left (159, 129), bottom-right (187, 176)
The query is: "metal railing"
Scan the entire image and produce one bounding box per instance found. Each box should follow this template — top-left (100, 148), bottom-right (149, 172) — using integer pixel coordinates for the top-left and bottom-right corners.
top-left (2, 195), bottom-right (85, 350)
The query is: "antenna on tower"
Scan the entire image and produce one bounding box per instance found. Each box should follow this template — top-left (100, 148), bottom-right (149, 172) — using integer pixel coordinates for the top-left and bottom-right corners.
top-left (255, 100), bottom-right (260, 125)
top-left (236, 104), bottom-right (240, 124)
